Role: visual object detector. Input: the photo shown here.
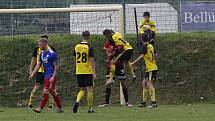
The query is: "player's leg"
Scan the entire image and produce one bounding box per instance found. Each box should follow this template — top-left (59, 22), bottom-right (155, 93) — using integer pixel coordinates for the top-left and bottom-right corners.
top-left (73, 74), bottom-right (87, 113)
top-left (48, 94), bottom-right (55, 110)
top-left (87, 86), bottom-right (94, 113)
top-left (138, 79), bottom-right (148, 107)
top-left (120, 80), bottom-right (132, 107)
top-left (109, 62), bottom-right (116, 82)
top-left (116, 64), bottom-right (133, 107)
top-left (147, 71), bottom-right (157, 108)
top-left (116, 49), bottom-right (136, 81)
top-left (49, 88), bottom-right (63, 113)
top-left (48, 84), bottom-right (58, 110)
top-left (28, 83), bottom-right (40, 108)
top-left (106, 67), bottom-right (115, 85)
top-left (98, 84), bottom-right (112, 107)
top-left (105, 84), bottom-right (112, 105)
top-left (33, 88), bottom-right (49, 113)
top-left (28, 72), bottom-right (43, 108)
top-left (109, 50), bottom-right (126, 82)
top-left (73, 87), bottom-right (86, 113)
top-left (98, 68), bottom-right (112, 107)
top-left (33, 78), bottom-right (62, 113)
top-left (48, 79), bottom-right (63, 113)
top-left (85, 74), bottom-right (95, 113)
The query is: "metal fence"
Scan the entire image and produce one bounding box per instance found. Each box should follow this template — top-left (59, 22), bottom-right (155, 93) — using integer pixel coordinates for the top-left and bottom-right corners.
top-left (0, 0), bottom-right (178, 35)
top-left (0, 0), bottom-right (214, 35)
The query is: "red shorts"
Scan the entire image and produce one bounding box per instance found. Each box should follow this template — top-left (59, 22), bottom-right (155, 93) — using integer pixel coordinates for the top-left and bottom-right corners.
top-left (44, 77), bottom-right (57, 89)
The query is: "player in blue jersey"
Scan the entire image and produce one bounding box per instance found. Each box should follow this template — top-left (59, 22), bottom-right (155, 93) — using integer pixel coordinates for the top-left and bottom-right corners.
top-left (29, 38), bottom-right (63, 113)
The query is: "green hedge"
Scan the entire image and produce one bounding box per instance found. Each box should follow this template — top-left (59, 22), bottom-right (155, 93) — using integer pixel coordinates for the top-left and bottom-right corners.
top-left (0, 32), bottom-right (215, 107)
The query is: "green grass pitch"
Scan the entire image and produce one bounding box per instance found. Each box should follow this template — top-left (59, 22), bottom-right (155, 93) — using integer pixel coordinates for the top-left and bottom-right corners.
top-left (0, 104), bottom-right (215, 121)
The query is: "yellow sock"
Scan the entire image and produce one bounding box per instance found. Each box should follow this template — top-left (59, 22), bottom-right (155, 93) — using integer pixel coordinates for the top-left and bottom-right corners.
top-left (143, 88), bottom-right (149, 102)
top-left (127, 62), bottom-right (135, 77)
top-left (29, 92), bottom-right (35, 105)
top-left (149, 87), bottom-right (156, 102)
top-left (109, 63), bottom-right (116, 80)
top-left (76, 90), bottom-right (85, 103)
top-left (87, 89), bottom-right (94, 108)
top-left (48, 95), bottom-right (55, 107)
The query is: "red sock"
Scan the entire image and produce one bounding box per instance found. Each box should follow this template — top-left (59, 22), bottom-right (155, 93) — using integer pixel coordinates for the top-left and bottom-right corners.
top-left (40, 93), bottom-right (49, 109)
top-left (53, 95), bottom-right (62, 108)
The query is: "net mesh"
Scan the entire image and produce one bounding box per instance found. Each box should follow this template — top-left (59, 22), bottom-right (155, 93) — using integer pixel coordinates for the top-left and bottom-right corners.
top-left (0, 8), bottom-right (122, 107)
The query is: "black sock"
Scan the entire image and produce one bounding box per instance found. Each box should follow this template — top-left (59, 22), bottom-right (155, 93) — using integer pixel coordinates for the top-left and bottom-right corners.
top-left (105, 87), bottom-right (111, 104)
top-left (122, 88), bottom-right (128, 103)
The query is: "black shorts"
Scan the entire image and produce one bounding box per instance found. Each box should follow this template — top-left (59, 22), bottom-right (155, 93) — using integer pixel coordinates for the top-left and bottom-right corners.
top-left (35, 72), bottom-right (44, 84)
top-left (77, 74), bottom-right (93, 87)
top-left (106, 64), bottom-right (126, 80)
top-left (117, 49), bottom-right (133, 62)
top-left (145, 70), bottom-right (157, 81)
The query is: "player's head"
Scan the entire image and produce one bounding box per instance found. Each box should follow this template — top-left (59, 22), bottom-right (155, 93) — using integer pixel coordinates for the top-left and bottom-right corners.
top-left (41, 34), bottom-right (48, 40)
top-left (103, 29), bottom-right (114, 38)
top-left (38, 38), bottom-right (48, 50)
top-left (143, 11), bottom-right (150, 21)
top-left (82, 30), bottom-right (90, 40)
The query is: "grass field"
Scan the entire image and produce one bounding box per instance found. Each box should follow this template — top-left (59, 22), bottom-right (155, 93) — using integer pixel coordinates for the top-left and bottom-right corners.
top-left (0, 104), bottom-right (215, 121)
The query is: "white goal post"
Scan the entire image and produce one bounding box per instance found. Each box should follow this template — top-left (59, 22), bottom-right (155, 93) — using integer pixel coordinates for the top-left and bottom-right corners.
top-left (0, 6), bottom-right (126, 105)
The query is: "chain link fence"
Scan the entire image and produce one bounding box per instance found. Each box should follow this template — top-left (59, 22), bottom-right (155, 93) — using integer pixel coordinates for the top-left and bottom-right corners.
top-left (1, 0), bottom-right (214, 35)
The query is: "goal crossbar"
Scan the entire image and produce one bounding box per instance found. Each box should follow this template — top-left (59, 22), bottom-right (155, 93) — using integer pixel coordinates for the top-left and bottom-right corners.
top-left (0, 6), bottom-right (123, 14)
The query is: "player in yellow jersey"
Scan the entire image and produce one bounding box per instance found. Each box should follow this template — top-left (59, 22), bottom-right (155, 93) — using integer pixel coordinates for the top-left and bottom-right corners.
top-left (28, 34), bottom-right (55, 110)
top-left (131, 34), bottom-right (158, 108)
top-left (73, 31), bottom-right (96, 113)
top-left (139, 11), bottom-right (156, 44)
top-left (103, 29), bottom-right (136, 83)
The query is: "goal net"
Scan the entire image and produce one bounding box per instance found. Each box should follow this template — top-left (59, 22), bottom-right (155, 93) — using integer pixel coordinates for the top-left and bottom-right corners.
top-left (0, 6), bottom-right (126, 107)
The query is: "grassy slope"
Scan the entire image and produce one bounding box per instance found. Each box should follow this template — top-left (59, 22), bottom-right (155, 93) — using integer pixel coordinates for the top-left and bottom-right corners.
top-left (0, 32), bottom-right (215, 106)
top-left (0, 104), bottom-right (215, 121)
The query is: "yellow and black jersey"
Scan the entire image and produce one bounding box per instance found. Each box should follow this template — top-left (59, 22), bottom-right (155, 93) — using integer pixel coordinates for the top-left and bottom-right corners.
top-left (111, 32), bottom-right (133, 51)
top-left (141, 43), bottom-right (158, 72)
top-left (139, 19), bottom-right (156, 34)
top-left (32, 45), bottom-right (56, 73)
top-left (73, 42), bottom-right (94, 74)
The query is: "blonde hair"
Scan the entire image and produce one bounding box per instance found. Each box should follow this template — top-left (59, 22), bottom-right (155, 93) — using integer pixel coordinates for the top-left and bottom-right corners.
top-left (38, 38), bottom-right (48, 43)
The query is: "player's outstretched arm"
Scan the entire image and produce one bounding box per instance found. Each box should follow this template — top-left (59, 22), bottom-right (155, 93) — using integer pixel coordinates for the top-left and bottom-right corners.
top-left (131, 54), bottom-right (144, 66)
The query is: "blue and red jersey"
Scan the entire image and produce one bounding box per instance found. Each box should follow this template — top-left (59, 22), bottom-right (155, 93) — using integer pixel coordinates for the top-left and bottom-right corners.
top-left (39, 49), bottom-right (57, 79)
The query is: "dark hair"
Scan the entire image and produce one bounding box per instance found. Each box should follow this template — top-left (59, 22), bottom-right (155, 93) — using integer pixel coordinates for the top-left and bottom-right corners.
top-left (38, 38), bottom-right (48, 43)
top-left (41, 34), bottom-right (48, 39)
top-left (103, 29), bottom-right (113, 35)
top-left (82, 31), bottom-right (90, 39)
top-left (143, 11), bottom-right (150, 17)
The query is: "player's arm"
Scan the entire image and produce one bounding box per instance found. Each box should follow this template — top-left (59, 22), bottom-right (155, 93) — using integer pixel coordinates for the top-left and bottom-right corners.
top-left (29, 47), bottom-right (38, 74)
top-left (150, 21), bottom-right (156, 33)
top-left (131, 54), bottom-right (144, 65)
top-left (131, 45), bottom-right (147, 65)
top-left (29, 57), bottom-right (36, 74)
top-left (105, 50), bottom-right (115, 57)
top-left (73, 49), bottom-right (76, 65)
top-left (29, 61), bottom-right (42, 79)
top-left (89, 47), bottom-right (96, 79)
top-left (103, 41), bottom-right (115, 57)
top-left (112, 45), bottom-right (124, 63)
top-left (52, 54), bottom-right (58, 78)
top-left (139, 20), bottom-right (145, 34)
top-left (29, 52), bottom-right (43, 79)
